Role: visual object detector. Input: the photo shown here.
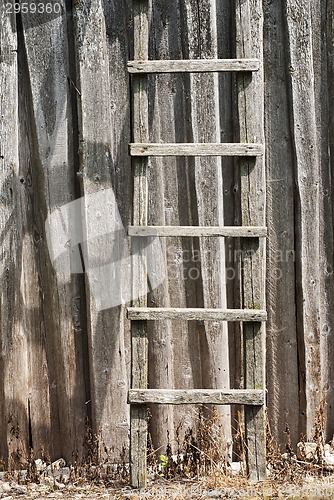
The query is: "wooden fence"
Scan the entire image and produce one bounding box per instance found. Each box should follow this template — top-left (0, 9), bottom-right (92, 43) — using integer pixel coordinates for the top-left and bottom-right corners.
top-left (0, 0), bottom-right (333, 465)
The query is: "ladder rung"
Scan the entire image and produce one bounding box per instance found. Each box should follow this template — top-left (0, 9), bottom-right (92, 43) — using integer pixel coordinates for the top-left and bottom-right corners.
top-left (128, 389), bottom-right (265, 406)
top-left (128, 225), bottom-right (267, 238)
top-left (127, 308), bottom-right (267, 322)
top-left (130, 143), bottom-right (263, 157)
top-left (128, 59), bottom-right (260, 74)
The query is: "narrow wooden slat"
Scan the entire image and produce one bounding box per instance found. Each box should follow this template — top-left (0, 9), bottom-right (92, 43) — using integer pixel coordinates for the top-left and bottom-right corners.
top-left (236, 0), bottom-right (267, 482)
top-left (128, 225), bottom-right (267, 238)
top-left (129, 389), bottom-right (265, 406)
top-left (128, 58), bottom-right (260, 73)
top-left (130, 0), bottom-right (149, 489)
top-left (130, 143), bottom-right (263, 157)
top-left (41, 0), bottom-right (101, 458)
top-left (127, 307), bottom-right (267, 322)
top-left (0, 5), bottom-right (28, 463)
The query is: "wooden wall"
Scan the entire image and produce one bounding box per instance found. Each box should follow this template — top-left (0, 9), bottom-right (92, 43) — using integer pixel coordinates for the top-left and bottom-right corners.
top-left (0, 0), bottom-right (333, 464)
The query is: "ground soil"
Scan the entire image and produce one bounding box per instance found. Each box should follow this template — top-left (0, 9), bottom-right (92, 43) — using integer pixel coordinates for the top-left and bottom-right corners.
top-left (2, 475), bottom-right (334, 499)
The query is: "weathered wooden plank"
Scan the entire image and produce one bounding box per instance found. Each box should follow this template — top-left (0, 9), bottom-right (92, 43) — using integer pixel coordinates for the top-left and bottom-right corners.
top-left (320, 0), bottom-right (334, 443)
top-left (129, 0), bottom-right (149, 489)
top-left (181, 0), bottom-right (233, 459)
top-left (1, 0), bottom-right (333, 471)
top-left (215, 0), bottom-right (243, 457)
top-left (73, 0), bottom-right (130, 461)
top-left (128, 225), bottom-right (267, 237)
top-left (263, 0), bottom-right (300, 447)
top-left (20, 0), bottom-right (90, 462)
top-left (145, 0), bottom-right (233, 461)
top-left (128, 58), bottom-right (260, 73)
top-left (0, 3), bottom-right (27, 466)
top-left (127, 307), bottom-right (267, 322)
top-left (236, 0), bottom-right (266, 481)
top-left (129, 389), bottom-right (265, 406)
top-left (285, 0), bottom-right (323, 442)
top-left (130, 143), bottom-right (264, 157)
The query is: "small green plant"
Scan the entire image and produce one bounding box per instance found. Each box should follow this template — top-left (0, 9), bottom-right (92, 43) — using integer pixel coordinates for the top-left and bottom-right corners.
top-left (158, 454), bottom-right (168, 476)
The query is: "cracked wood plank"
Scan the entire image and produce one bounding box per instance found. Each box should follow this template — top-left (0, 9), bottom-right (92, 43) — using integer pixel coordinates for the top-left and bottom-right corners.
top-left (236, 0), bottom-right (266, 481)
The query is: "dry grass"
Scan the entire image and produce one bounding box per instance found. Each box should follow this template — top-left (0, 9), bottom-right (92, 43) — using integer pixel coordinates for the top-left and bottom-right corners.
top-left (2, 393), bottom-right (334, 498)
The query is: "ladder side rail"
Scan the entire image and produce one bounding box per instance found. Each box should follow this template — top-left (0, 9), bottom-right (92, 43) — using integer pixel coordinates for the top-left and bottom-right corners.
top-left (130, 0), bottom-right (150, 489)
top-left (236, 0), bottom-right (267, 481)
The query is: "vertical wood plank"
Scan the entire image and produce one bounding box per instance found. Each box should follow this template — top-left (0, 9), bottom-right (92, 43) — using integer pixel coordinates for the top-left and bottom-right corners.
top-left (0, 2), bottom-right (27, 465)
top-left (263, 0), bottom-right (300, 447)
top-left (20, 1), bottom-right (89, 461)
top-left (284, 0), bottom-right (322, 440)
top-left (323, 0), bottom-right (334, 440)
top-left (146, 0), bottom-right (235, 454)
top-left (182, 0), bottom-right (231, 460)
top-left (235, 0), bottom-right (266, 481)
top-left (130, 0), bottom-right (149, 488)
top-left (145, 0), bottom-right (185, 453)
top-left (73, 0), bottom-right (130, 459)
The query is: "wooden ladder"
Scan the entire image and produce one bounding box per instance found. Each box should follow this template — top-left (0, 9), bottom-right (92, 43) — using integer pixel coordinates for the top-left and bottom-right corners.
top-left (127, 0), bottom-right (266, 488)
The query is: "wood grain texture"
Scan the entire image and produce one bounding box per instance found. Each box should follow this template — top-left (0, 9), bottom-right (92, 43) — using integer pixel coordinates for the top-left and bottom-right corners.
top-left (128, 307), bottom-right (267, 321)
top-left (284, 0), bottom-right (323, 441)
top-left (20, 0), bottom-right (90, 462)
top-left (263, 0), bottom-right (300, 448)
top-left (130, 143), bottom-right (263, 157)
top-left (128, 225), bottom-right (267, 237)
top-left (128, 58), bottom-right (260, 73)
top-left (1, 0), bottom-right (334, 469)
top-left (129, 389), bottom-right (265, 405)
top-left (129, 0), bottom-right (149, 489)
top-left (236, 0), bottom-right (266, 481)
top-left (73, 0), bottom-right (130, 460)
top-left (0, 4), bottom-right (26, 466)
top-left (320, 0), bottom-right (334, 442)
top-left (145, 0), bottom-right (233, 462)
